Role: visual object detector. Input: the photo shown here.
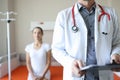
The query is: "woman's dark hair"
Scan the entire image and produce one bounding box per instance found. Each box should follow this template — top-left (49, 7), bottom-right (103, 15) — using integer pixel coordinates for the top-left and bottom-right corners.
top-left (32, 27), bottom-right (43, 35)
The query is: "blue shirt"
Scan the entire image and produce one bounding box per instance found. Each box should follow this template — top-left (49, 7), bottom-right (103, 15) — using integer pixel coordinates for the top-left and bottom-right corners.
top-left (77, 3), bottom-right (99, 80)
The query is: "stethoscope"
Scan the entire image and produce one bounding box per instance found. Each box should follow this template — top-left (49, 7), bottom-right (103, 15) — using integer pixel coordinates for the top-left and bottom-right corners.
top-left (72, 4), bottom-right (111, 33)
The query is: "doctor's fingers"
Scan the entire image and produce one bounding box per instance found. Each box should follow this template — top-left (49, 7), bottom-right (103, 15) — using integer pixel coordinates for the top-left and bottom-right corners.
top-left (72, 65), bottom-right (85, 77)
top-left (77, 60), bottom-right (85, 68)
top-left (111, 54), bottom-right (120, 64)
top-left (76, 60), bottom-right (86, 76)
top-left (72, 60), bottom-right (85, 77)
top-left (72, 60), bottom-right (84, 69)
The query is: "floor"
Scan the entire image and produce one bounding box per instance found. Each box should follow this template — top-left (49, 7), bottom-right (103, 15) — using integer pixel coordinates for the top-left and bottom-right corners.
top-left (0, 66), bottom-right (120, 80)
top-left (0, 66), bottom-right (63, 80)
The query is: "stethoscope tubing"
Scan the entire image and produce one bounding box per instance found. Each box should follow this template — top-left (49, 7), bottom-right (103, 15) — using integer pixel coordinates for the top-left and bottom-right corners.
top-left (71, 4), bottom-right (111, 33)
top-left (72, 5), bottom-right (76, 27)
top-left (98, 4), bottom-right (110, 22)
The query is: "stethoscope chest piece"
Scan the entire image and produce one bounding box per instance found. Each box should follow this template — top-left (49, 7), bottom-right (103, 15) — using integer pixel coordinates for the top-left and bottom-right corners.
top-left (72, 26), bottom-right (79, 33)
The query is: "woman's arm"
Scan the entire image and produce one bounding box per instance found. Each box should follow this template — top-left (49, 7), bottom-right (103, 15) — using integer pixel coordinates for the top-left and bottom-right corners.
top-left (26, 52), bottom-right (37, 79)
top-left (40, 50), bottom-right (51, 79)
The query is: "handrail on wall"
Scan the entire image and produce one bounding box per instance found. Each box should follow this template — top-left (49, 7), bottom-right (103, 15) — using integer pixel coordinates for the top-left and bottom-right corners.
top-left (0, 52), bottom-right (17, 62)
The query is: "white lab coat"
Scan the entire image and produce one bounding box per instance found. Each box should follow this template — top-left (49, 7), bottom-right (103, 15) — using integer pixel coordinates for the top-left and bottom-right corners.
top-left (52, 3), bottom-right (120, 80)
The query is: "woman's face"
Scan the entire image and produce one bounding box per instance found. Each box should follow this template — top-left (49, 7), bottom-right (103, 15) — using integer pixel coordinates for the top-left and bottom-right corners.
top-left (32, 28), bottom-right (43, 42)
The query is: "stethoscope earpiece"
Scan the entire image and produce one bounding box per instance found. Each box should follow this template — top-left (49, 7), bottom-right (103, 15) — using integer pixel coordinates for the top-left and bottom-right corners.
top-left (72, 26), bottom-right (79, 33)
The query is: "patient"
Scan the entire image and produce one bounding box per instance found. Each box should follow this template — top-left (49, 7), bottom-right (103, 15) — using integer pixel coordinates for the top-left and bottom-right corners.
top-left (25, 26), bottom-right (51, 80)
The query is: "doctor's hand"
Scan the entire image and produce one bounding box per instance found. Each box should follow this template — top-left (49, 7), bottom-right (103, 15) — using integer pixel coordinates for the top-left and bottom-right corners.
top-left (72, 60), bottom-right (86, 77)
top-left (111, 54), bottom-right (120, 72)
top-left (111, 54), bottom-right (120, 64)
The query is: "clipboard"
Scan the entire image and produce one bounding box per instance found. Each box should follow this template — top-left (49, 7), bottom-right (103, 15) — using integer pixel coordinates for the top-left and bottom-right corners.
top-left (81, 60), bottom-right (120, 71)
top-left (80, 64), bottom-right (120, 71)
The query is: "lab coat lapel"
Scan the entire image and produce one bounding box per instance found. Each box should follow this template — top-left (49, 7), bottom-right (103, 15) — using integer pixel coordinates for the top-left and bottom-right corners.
top-left (74, 3), bottom-right (88, 63)
top-left (94, 5), bottom-right (101, 61)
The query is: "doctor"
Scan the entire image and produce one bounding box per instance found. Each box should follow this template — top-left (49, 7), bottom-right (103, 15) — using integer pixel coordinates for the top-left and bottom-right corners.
top-left (52, 0), bottom-right (120, 80)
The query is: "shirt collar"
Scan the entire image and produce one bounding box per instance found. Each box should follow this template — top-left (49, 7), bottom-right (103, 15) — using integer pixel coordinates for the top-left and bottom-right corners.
top-left (77, 2), bottom-right (96, 12)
